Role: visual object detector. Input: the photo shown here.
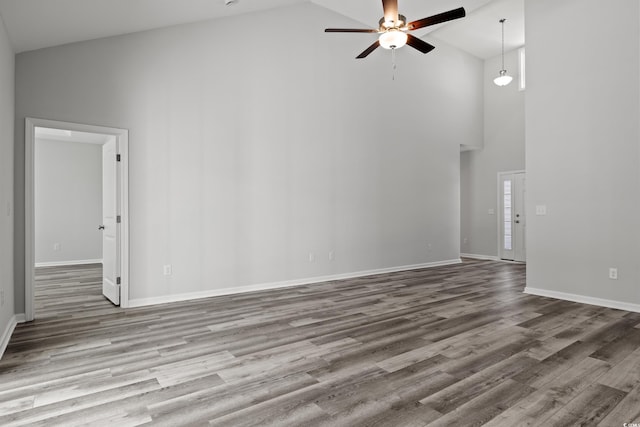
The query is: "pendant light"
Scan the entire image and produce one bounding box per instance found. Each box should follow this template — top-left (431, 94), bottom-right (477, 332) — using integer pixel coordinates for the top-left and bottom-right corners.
top-left (494, 18), bottom-right (513, 87)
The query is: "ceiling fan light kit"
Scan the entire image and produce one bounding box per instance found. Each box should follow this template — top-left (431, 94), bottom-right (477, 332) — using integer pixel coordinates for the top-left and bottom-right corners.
top-left (324, 0), bottom-right (465, 59)
top-left (494, 18), bottom-right (513, 87)
top-left (379, 30), bottom-right (408, 50)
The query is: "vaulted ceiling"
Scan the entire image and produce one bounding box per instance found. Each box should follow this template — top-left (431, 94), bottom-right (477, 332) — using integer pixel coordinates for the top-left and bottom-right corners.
top-left (0, 0), bottom-right (523, 58)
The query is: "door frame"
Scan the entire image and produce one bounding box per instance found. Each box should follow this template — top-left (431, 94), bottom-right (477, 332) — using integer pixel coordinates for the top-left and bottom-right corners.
top-left (497, 170), bottom-right (526, 261)
top-left (25, 118), bottom-right (130, 321)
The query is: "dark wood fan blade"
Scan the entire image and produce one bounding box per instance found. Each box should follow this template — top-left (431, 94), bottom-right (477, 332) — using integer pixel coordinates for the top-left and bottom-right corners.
top-left (325, 28), bottom-right (378, 33)
top-left (406, 34), bottom-right (435, 54)
top-left (382, 0), bottom-right (399, 25)
top-left (407, 7), bottom-right (466, 31)
top-left (356, 41), bottom-right (381, 59)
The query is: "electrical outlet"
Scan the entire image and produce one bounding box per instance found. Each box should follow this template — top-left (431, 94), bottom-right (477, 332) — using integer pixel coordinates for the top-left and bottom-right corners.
top-left (328, 251), bottom-right (334, 261)
top-left (53, 243), bottom-right (61, 251)
top-left (163, 265), bottom-right (172, 276)
top-left (308, 252), bottom-right (315, 262)
top-left (609, 268), bottom-right (618, 280)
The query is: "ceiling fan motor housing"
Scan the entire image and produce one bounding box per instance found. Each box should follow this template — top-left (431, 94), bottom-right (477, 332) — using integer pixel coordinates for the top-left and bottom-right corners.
top-left (379, 15), bottom-right (407, 30)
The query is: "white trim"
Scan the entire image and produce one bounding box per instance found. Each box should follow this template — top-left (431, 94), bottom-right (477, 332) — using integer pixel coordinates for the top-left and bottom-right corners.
top-left (25, 118), bottom-right (130, 320)
top-left (25, 120), bottom-right (35, 322)
top-left (524, 287), bottom-right (640, 314)
top-left (35, 259), bottom-right (103, 268)
top-left (0, 315), bottom-right (26, 360)
top-left (128, 259), bottom-right (462, 308)
top-left (460, 253), bottom-right (500, 261)
top-left (119, 135), bottom-right (130, 308)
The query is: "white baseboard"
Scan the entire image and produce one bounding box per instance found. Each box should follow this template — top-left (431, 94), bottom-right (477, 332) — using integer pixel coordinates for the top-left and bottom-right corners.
top-left (35, 259), bottom-right (102, 268)
top-left (0, 314), bottom-right (26, 360)
top-left (524, 287), bottom-right (640, 313)
top-left (128, 259), bottom-right (462, 308)
top-left (460, 253), bottom-right (500, 261)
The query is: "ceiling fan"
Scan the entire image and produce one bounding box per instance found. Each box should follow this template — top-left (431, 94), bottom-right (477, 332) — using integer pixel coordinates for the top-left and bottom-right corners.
top-left (325, 0), bottom-right (466, 59)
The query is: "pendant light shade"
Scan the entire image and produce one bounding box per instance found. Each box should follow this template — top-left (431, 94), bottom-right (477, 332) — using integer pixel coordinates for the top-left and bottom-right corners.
top-left (494, 18), bottom-right (512, 87)
top-left (494, 70), bottom-right (513, 86)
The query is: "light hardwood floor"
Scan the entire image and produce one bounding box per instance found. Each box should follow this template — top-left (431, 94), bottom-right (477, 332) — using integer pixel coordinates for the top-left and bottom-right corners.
top-left (1, 260), bottom-right (640, 426)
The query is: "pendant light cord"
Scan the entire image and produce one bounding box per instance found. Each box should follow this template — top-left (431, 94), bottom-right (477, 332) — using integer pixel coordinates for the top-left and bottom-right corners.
top-left (500, 18), bottom-right (506, 70)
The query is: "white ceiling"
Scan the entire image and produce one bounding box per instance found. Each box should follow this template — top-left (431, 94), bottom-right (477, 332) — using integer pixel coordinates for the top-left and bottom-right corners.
top-left (0, 0), bottom-right (524, 59)
top-left (431, 0), bottom-right (524, 59)
top-left (0, 0), bottom-right (308, 53)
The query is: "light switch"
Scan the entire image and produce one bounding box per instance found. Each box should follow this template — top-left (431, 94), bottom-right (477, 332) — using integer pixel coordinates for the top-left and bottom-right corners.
top-left (535, 205), bottom-right (547, 216)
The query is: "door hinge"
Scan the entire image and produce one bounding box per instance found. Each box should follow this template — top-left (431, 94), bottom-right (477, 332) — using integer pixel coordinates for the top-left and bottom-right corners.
top-left (116, 154), bottom-right (121, 162)
top-left (117, 215), bottom-right (121, 223)
top-left (116, 277), bottom-right (121, 285)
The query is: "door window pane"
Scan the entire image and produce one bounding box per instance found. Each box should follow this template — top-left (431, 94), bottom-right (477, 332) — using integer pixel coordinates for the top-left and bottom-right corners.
top-left (503, 180), bottom-right (512, 250)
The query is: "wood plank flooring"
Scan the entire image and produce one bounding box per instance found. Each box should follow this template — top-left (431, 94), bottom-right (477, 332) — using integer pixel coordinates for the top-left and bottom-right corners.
top-left (2, 260), bottom-right (640, 426)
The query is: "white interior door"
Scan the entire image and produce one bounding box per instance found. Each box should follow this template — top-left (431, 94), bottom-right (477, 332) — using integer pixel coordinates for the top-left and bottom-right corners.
top-left (500, 172), bottom-right (526, 262)
top-left (102, 139), bottom-right (120, 305)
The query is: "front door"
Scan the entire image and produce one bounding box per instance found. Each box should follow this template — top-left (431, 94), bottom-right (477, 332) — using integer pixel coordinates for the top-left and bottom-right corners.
top-left (500, 172), bottom-right (526, 262)
top-left (101, 139), bottom-right (120, 305)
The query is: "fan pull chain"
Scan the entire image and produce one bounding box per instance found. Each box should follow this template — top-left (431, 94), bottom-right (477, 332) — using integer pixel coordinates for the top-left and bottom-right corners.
top-left (392, 47), bottom-right (397, 81)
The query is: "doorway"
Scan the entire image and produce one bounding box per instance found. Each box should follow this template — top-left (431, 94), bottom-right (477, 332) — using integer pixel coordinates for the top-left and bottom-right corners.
top-left (25, 118), bottom-right (129, 321)
top-left (499, 171), bottom-right (526, 262)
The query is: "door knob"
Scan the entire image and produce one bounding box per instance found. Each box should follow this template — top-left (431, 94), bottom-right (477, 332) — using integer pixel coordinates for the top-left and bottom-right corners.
top-left (98, 225), bottom-right (105, 230)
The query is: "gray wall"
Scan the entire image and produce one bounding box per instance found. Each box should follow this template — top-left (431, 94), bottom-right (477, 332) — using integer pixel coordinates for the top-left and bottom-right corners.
top-left (461, 49), bottom-right (525, 258)
top-left (525, 0), bottom-right (640, 305)
top-left (0, 17), bottom-right (15, 341)
top-left (14, 3), bottom-right (483, 307)
top-left (35, 139), bottom-right (102, 265)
